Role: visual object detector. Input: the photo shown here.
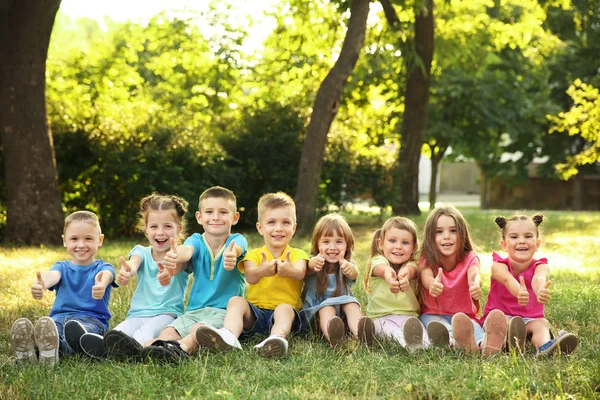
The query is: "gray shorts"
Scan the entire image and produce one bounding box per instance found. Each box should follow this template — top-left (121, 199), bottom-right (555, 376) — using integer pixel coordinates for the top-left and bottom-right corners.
top-left (167, 307), bottom-right (227, 337)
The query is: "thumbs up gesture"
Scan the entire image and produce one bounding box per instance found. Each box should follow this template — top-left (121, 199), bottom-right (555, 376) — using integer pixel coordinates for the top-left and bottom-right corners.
top-left (92, 271), bottom-right (107, 299)
top-left (309, 251), bottom-right (326, 272)
top-left (223, 241), bottom-right (237, 271)
top-left (156, 262), bottom-right (172, 286)
top-left (429, 268), bottom-right (444, 297)
top-left (339, 258), bottom-right (354, 278)
top-left (397, 268), bottom-right (410, 293)
top-left (469, 282), bottom-right (482, 301)
top-left (276, 251), bottom-right (294, 277)
top-left (117, 256), bottom-right (133, 286)
top-left (536, 279), bottom-right (552, 304)
top-left (260, 251), bottom-right (277, 277)
top-left (31, 271), bottom-right (46, 300)
top-left (384, 268), bottom-right (400, 294)
top-left (162, 238), bottom-right (178, 270)
top-left (517, 276), bottom-right (529, 306)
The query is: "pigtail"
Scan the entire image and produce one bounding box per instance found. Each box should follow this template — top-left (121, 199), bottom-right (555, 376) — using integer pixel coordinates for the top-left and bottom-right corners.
top-left (532, 214), bottom-right (544, 226)
top-left (494, 216), bottom-right (507, 229)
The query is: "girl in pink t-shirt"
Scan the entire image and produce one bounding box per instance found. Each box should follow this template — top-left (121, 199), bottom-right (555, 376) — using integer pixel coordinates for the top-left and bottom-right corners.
top-left (484, 213), bottom-right (578, 357)
top-left (419, 205), bottom-right (507, 356)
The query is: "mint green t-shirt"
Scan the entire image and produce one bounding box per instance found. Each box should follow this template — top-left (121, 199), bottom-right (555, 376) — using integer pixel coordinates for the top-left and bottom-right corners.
top-left (366, 255), bottom-right (420, 318)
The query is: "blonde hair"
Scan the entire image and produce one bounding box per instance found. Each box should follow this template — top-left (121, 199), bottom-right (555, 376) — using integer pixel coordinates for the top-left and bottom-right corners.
top-left (495, 213), bottom-right (544, 240)
top-left (139, 193), bottom-right (189, 243)
top-left (364, 216), bottom-right (418, 293)
top-left (64, 211), bottom-right (101, 234)
top-left (310, 213), bottom-right (354, 297)
top-left (257, 192), bottom-right (296, 221)
top-left (198, 186), bottom-right (237, 211)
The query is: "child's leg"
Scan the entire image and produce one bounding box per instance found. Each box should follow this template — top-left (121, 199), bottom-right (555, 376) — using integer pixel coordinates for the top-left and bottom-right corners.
top-left (341, 302), bottom-right (363, 337)
top-left (224, 296), bottom-right (255, 337)
top-left (271, 304), bottom-right (296, 338)
top-left (130, 315), bottom-right (176, 345)
top-left (113, 317), bottom-right (146, 338)
top-left (527, 318), bottom-right (552, 350)
top-left (317, 306), bottom-right (337, 339)
top-left (373, 315), bottom-right (408, 345)
top-left (148, 326), bottom-right (182, 346)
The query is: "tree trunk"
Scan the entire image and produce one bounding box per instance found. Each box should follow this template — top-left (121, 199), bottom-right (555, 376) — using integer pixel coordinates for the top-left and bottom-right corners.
top-left (294, 0), bottom-right (370, 235)
top-left (0, 0), bottom-right (64, 245)
top-left (391, 0), bottom-right (434, 215)
top-left (571, 174), bottom-right (583, 210)
top-left (428, 146), bottom-right (445, 210)
top-left (478, 162), bottom-right (489, 210)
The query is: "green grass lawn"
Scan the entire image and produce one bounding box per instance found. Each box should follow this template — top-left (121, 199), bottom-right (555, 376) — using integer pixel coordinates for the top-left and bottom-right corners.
top-left (1, 209), bottom-right (599, 399)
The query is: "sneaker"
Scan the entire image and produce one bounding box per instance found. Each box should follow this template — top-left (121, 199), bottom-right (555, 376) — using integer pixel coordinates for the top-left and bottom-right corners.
top-left (254, 334), bottom-right (288, 358)
top-left (481, 309), bottom-right (507, 357)
top-left (507, 316), bottom-right (526, 354)
top-left (426, 321), bottom-right (450, 348)
top-left (451, 313), bottom-right (478, 354)
top-left (10, 318), bottom-right (36, 363)
top-left (326, 316), bottom-right (346, 348)
top-left (357, 316), bottom-right (375, 346)
top-left (34, 317), bottom-right (59, 366)
top-left (80, 333), bottom-right (108, 359)
top-left (196, 325), bottom-right (242, 352)
top-left (64, 320), bottom-right (87, 354)
top-left (104, 330), bottom-right (143, 361)
top-left (403, 317), bottom-right (424, 352)
top-left (537, 332), bottom-right (578, 358)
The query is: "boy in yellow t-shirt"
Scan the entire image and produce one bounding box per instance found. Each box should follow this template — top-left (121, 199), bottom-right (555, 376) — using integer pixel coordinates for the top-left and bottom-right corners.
top-left (195, 192), bottom-right (308, 357)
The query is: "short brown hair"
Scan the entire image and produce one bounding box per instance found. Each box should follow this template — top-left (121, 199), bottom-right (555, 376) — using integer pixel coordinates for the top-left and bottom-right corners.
top-left (198, 186), bottom-right (237, 211)
top-left (257, 192), bottom-right (295, 221)
top-left (64, 211), bottom-right (102, 234)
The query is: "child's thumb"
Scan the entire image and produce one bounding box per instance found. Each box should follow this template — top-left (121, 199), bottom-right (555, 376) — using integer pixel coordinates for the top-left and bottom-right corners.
top-left (157, 262), bottom-right (165, 272)
top-left (227, 240), bottom-right (236, 252)
top-left (95, 271), bottom-right (103, 284)
top-left (261, 251), bottom-right (268, 262)
top-left (544, 280), bottom-right (552, 289)
top-left (519, 276), bottom-right (526, 289)
top-left (169, 237), bottom-right (177, 252)
top-left (120, 256), bottom-right (131, 272)
top-left (36, 271), bottom-right (44, 285)
top-left (435, 268), bottom-right (443, 283)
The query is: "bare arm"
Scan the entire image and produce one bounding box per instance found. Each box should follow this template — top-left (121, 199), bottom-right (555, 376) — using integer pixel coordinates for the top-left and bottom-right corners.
top-left (373, 263), bottom-right (400, 293)
top-left (467, 264), bottom-right (482, 300)
top-left (278, 254), bottom-right (307, 280)
top-left (490, 262), bottom-right (520, 298)
top-left (243, 254), bottom-right (277, 285)
top-left (532, 263), bottom-right (551, 304)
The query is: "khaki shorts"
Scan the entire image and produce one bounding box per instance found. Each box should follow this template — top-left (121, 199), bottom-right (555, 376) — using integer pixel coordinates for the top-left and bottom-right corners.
top-left (167, 307), bottom-right (227, 337)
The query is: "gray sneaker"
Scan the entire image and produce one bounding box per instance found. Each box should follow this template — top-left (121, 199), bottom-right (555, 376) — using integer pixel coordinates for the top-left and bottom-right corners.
top-left (10, 318), bottom-right (36, 363)
top-left (507, 316), bottom-right (526, 354)
top-left (196, 326), bottom-right (242, 352)
top-left (426, 321), bottom-right (450, 348)
top-left (326, 316), bottom-right (346, 348)
top-left (357, 316), bottom-right (375, 346)
top-left (403, 317), bottom-right (424, 352)
top-left (254, 334), bottom-right (288, 358)
top-left (34, 317), bottom-right (59, 366)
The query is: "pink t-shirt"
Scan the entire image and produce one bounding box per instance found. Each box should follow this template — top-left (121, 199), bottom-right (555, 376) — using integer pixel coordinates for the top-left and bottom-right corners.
top-left (420, 250), bottom-right (479, 320)
top-left (482, 252), bottom-right (547, 324)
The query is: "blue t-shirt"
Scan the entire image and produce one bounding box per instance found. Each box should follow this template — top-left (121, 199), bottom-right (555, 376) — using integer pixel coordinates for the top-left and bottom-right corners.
top-left (127, 245), bottom-right (190, 318)
top-left (49, 259), bottom-right (117, 328)
top-left (184, 233), bottom-right (247, 311)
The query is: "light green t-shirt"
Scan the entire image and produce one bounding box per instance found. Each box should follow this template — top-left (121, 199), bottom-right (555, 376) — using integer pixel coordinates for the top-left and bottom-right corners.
top-left (366, 255), bottom-right (420, 318)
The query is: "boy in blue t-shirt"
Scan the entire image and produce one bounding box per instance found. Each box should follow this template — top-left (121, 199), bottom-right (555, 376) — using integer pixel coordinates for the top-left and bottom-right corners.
top-left (142, 186), bottom-right (248, 362)
top-left (9, 211), bottom-right (116, 366)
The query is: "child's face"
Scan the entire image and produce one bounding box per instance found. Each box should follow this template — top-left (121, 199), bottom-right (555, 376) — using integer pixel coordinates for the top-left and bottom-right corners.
top-left (434, 215), bottom-right (458, 258)
top-left (146, 210), bottom-right (181, 253)
top-left (378, 227), bottom-right (414, 265)
top-left (256, 206), bottom-right (296, 251)
top-left (318, 231), bottom-right (347, 263)
top-left (62, 221), bottom-right (104, 265)
top-left (196, 197), bottom-right (239, 238)
top-left (501, 219), bottom-right (540, 263)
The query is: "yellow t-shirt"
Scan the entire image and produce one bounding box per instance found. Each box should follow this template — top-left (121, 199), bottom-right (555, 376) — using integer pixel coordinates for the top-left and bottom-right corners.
top-left (366, 255), bottom-right (420, 318)
top-left (241, 245), bottom-right (309, 310)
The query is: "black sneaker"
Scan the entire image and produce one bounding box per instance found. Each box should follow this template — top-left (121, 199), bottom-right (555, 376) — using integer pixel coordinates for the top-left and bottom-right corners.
top-left (64, 320), bottom-right (87, 354)
top-left (104, 330), bottom-right (143, 361)
top-left (80, 333), bottom-right (108, 359)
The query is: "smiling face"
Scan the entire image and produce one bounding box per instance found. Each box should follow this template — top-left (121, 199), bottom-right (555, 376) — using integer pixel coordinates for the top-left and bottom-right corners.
top-left (435, 215), bottom-right (459, 261)
top-left (146, 210), bottom-right (181, 255)
top-left (378, 227), bottom-right (415, 265)
top-left (196, 197), bottom-right (239, 239)
top-left (62, 220), bottom-right (104, 265)
top-left (318, 231), bottom-right (348, 264)
top-left (501, 219), bottom-right (541, 264)
top-left (256, 205), bottom-right (296, 253)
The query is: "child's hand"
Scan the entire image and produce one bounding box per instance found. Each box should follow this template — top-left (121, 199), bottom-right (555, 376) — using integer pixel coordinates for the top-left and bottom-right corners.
top-left (157, 262), bottom-right (172, 286)
top-left (276, 251), bottom-right (294, 277)
top-left (260, 251), bottom-right (277, 277)
top-left (536, 279), bottom-right (552, 304)
top-left (309, 252), bottom-right (325, 272)
top-left (384, 268), bottom-right (400, 294)
top-left (31, 271), bottom-right (46, 300)
top-left (92, 271), bottom-right (107, 300)
top-left (397, 268), bottom-right (410, 293)
top-left (162, 238), bottom-right (178, 270)
top-left (223, 241), bottom-right (237, 271)
top-left (517, 276), bottom-right (529, 306)
top-left (339, 259), bottom-right (354, 278)
top-left (469, 283), bottom-right (482, 301)
top-left (429, 268), bottom-right (444, 297)
top-left (117, 256), bottom-right (132, 286)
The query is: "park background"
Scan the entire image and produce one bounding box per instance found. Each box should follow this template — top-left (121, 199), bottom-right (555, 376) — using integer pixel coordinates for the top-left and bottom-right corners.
top-left (1, 0), bottom-right (600, 398)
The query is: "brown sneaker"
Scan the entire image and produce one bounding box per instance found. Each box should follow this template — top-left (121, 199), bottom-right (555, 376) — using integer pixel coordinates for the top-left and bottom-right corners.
top-left (357, 316), bottom-right (375, 346)
top-left (507, 316), bottom-right (526, 354)
top-left (403, 317), bottom-right (424, 352)
top-left (481, 309), bottom-right (507, 357)
top-left (451, 313), bottom-right (478, 354)
top-left (326, 316), bottom-right (345, 348)
top-left (426, 321), bottom-right (450, 348)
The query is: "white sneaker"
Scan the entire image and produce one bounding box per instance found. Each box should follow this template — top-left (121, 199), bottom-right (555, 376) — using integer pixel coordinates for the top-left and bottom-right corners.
top-left (254, 334), bottom-right (288, 358)
top-left (196, 325), bottom-right (242, 352)
top-left (34, 317), bottom-right (59, 366)
top-left (403, 317), bottom-right (424, 352)
top-left (10, 318), bottom-right (36, 363)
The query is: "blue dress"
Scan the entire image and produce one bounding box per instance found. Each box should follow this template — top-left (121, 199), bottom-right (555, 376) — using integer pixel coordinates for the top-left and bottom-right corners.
top-left (300, 268), bottom-right (359, 329)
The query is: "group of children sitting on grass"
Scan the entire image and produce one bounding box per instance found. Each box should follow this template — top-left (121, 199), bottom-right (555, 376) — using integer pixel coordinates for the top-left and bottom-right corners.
top-left (10, 186), bottom-right (578, 365)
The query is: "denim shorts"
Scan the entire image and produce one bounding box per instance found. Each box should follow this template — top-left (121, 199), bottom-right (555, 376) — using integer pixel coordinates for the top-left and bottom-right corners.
top-left (52, 314), bottom-right (107, 354)
top-left (242, 301), bottom-right (302, 338)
